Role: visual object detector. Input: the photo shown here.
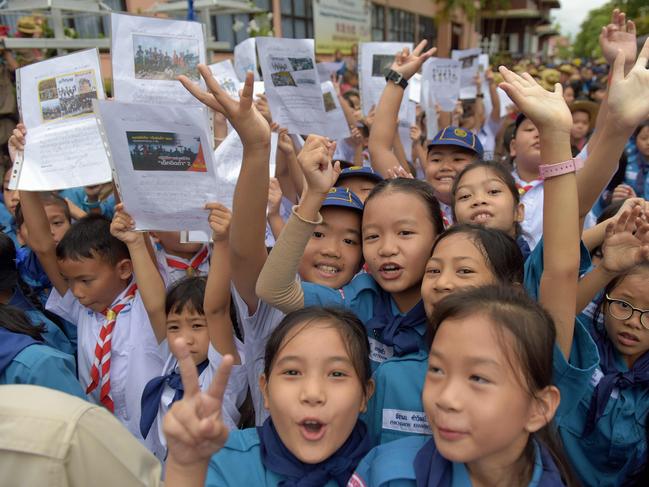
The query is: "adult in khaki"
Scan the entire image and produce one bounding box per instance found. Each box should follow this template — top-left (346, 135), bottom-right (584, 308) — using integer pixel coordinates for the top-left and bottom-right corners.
top-left (0, 385), bottom-right (162, 486)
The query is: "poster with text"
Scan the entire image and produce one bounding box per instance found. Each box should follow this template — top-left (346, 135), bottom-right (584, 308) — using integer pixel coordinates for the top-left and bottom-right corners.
top-left (313, 0), bottom-right (371, 54)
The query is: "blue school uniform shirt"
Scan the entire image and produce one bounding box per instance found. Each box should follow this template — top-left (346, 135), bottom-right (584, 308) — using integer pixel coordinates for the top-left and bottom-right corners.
top-left (302, 273), bottom-right (428, 371)
top-left (9, 287), bottom-right (75, 358)
top-left (624, 140), bottom-right (649, 199)
top-left (206, 428), bottom-right (339, 487)
top-left (0, 342), bottom-right (84, 398)
top-left (362, 349), bottom-right (431, 447)
top-left (349, 435), bottom-right (554, 487)
top-left (16, 245), bottom-right (51, 305)
top-left (58, 187), bottom-right (116, 219)
top-left (523, 237), bottom-right (649, 485)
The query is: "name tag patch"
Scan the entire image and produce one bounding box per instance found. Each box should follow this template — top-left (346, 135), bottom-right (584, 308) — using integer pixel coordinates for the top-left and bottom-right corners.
top-left (382, 408), bottom-right (432, 435)
top-left (368, 337), bottom-right (394, 363)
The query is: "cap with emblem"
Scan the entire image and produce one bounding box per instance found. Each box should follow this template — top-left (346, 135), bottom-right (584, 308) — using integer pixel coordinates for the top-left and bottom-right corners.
top-left (427, 126), bottom-right (484, 158)
top-left (322, 187), bottom-right (364, 213)
top-left (336, 166), bottom-right (384, 184)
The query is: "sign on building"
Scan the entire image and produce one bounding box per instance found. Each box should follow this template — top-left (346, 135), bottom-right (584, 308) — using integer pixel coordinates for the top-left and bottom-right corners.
top-left (313, 0), bottom-right (371, 54)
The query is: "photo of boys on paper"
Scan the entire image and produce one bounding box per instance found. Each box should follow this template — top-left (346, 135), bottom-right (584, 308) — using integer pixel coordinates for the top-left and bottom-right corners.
top-left (322, 91), bottom-right (337, 112)
top-left (127, 131), bottom-right (206, 172)
top-left (371, 54), bottom-right (395, 77)
top-left (133, 34), bottom-right (200, 81)
top-left (269, 55), bottom-right (317, 88)
top-left (38, 70), bottom-right (98, 123)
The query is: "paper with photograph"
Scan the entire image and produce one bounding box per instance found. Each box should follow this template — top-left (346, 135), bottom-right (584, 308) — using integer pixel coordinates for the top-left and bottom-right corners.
top-left (96, 100), bottom-right (219, 232)
top-left (423, 58), bottom-right (461, 112)
top-left (316, 61), bottom-right (344, 83)
top-left (451, 48), bottom-right (481, 99)
top-left (358, 42), bottom-right (413, 121)
top-left (320, 81), bottom-right (350, 140)
top-left (10, 48), bottom-right (111, 190)
top-left (208, 59), bottom-right (242, 100)
top-left (111, 13), bottom-right (206, 106)
top-left (234, 38), bottom-right (260, 82)
top-left (257, 37), bottom-right (330, 136)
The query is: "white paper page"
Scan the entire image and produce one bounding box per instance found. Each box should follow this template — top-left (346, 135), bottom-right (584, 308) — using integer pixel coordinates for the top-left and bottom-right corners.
top-left (253, 81), bottom-right (266, 99)
top-left (269, 131), bottom-right (278, 178)
top-left (409, 73), bottom-right (422, 104)
top-left (257, 37), bottom-right (329, 136)
top-left (96, 100), bottom-right (218, 233)
top-left (208, 59), bottom-right (242, 99)
top-left (211, 132), bottom-right (240, 211)
top-left (497, 86), bottom-right (515, 118)
top-left (181, 230), bottom-right (212, 243)
top-left (321, 81), bottom-right (351, 140)
top-left (358, 42), bottom-right (413, 120)
top-left (420, 63), bottom-right (439, 140)
top-left (12, 48), bottom-right (111, 190)
top-left (316, 61), bottom-right (344, 82)
top-left (111, 13), bottom-right (206, 106)
top-left (234, 38), bottom-right (259, 82)
top-left (423, 58), bottom-right (461, 113)
top-left (451, 48), bottom-right (481, 99)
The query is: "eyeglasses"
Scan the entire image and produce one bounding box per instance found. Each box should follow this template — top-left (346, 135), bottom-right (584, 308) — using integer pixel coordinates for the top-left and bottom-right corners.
top-left (605, 294), bottom-right (649, 329)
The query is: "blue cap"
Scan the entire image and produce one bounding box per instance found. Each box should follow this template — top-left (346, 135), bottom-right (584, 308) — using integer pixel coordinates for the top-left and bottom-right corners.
top-left (428, 126), bottom-right (484, 158)
top-left (336, 166), bottom-right (383, 184)
top-left (321, 187), bottom-right (364, 213)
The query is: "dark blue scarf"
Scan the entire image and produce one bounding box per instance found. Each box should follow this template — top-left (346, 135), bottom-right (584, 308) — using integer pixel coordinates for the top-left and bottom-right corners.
top-left (0, 327), bottom-right (39, 376)
top-left (516, 235), bottom-right (532, 261)
top-left (365, 290), bottom-right (427, 356)
top-left (140, 359), bottom-right (209, 438)
top-left (634, 153), bottom-right (648, 197)
top-left (413, 437), bottom-right (564, 486)
top-left (584, 331), bottom-right (649, 436)
top-left (257, 418), bottom-right (371, 487)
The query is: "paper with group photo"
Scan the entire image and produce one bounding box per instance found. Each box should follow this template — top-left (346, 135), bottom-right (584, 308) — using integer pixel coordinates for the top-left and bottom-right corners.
top-left (451, 48), bottom-right (481, 99)
top-left (234, 38), bottom-right (260, 82)
top-left (423, 58), bottom-right (461, 112)
top-left (257, 37), bottom-right (330, 136)
top-left (111, 13), bottom-right (206, 106)
top-left (10, 49), bottom-right (111, 191)
top-left (208, 60), bottom-right (242, 100)
top-left (358, 42), bottom-right (413, 121)
top-left (96, 101), bottom-right (221, 233)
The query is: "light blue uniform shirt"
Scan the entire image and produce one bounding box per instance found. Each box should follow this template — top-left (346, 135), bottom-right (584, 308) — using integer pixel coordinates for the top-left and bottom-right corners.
top-left (58, 187), bottom-right (116, 219)
top-left (350, 436), bottom-right (549, 487)
top-left (0, 343), bottom-right (84, 398)
top-left (303, 273), bottom-right (427, 371)
top-left (206, 428), bottom-right (339, 486)
top-left (363, 349), bottom-right (430, 447)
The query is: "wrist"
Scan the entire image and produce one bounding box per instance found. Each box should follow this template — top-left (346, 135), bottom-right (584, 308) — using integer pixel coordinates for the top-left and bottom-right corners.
top-left (297, 190), bottom-right (326, 221)
top-left (166, 455), bottom-right (210, 484)
top-left (597, 263), bottom-right (621, 280)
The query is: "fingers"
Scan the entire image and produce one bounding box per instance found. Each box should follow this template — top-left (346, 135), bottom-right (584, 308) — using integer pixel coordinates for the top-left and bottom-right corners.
top-left (627, 20), bottom-right (636, 36)
top-left (239, 71), bottom-right (254, 111)
top-left (176, 339), bottom-right (201, 399)
top-left (178, 74), bottom-right (226, 114)
top-left (207, 354), bottom-right (234, 403)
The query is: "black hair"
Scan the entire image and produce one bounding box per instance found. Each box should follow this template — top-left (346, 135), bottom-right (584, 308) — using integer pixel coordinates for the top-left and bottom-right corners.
top-left (431, 224), bottom-right (524, 285)
top-left (0, 231), bottom-right (18, 293)
top-left (0, 304), bottom-right (45, 341)
top-left (364, 178), bottom-right (444, 237)
top-left (165, 276), bottom-right (206, 316)
top-left (263, 306), bottom-right (372, 396)
top-left (55, 214), bottom-right (129, 265)
top-left (633, 120), bottom-right (649, 139)
top-left (429, 285), bottom-right (578, 487)
top-left (14, 192), bottom-right (71, 229)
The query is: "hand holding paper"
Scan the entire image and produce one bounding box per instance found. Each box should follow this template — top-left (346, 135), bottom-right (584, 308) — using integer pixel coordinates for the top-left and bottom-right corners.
top-left (110, 203), bottom-right (140, 246)
top-left (389, 40), bottom-right (436, 81)
top-left (205, 202), bottom-right (231, 242)
top-left (179, 66), bottom-right (270, 149)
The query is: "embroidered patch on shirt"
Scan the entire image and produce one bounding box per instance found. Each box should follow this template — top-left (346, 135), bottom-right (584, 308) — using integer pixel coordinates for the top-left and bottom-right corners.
top-left (347, 473), bottom-right (367, 487)
top-left (382, 408), bottom-right (432, 434)
top-left (368, 337), bottom-right (394, 363)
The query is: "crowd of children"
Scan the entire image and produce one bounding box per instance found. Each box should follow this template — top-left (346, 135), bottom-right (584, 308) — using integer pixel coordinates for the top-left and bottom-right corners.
top-left (2, 7), bottom-right (649, 487)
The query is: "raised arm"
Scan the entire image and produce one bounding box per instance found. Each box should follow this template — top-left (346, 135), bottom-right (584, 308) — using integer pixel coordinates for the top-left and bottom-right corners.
top-left (255, 135), bottom-right (340, 313)
top-left (204, 203), bottom-right (240, 363)
top-left (110, 203), bottom-right (166, 343)
top-left (180, 67), bottom-right (271, 315)
top-left (500, 66), bottom-right (579, 359)
top-left (369, 40), bottom-right (435, 177)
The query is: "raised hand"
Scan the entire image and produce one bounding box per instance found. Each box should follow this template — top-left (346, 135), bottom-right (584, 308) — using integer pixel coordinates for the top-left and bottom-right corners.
top-left (389, 40), bottom-right (436, 81)
top-left (386, 165), bottom-right (414, 179)
top-left (8, 123), bottom-right (26, 163)
top-left (498, 66), bottom-right (572, 134)
top-left (600, 9), bottom-right (637, 69)
top-left (179, 66), bottom-right (270, 148)
top-left (205, 202), bottom-right (231, 242)
top-left (600, 206), bottom-right (649, 275)
top-left (110, 203), bottom-right (140, 246)
top-left (297, 135), bottom-right (340, 196)
top-left (254, 93), bottom-right (273, 125)
top-left (409, 123), bottom-right (422, 142)
top-left (267, 177), bottom-right (283, 216)
top-left (607, 37), bottom-right (649, 132)
top-left (164, 342), bottom-right (233, 467)
top-left (275, 126), bottom-right (295, 155)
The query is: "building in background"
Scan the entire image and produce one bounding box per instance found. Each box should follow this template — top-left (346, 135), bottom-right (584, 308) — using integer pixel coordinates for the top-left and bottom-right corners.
top-left (480, 0), bottom-right (560, 58)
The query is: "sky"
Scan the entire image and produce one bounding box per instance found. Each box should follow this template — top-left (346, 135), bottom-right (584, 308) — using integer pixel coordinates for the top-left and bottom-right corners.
top-left (550, 0), bottom-right (610, 38)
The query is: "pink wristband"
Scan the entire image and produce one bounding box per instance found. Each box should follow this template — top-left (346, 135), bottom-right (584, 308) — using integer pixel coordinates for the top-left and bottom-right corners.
top-left (538, 158), bottom-right (584, 179)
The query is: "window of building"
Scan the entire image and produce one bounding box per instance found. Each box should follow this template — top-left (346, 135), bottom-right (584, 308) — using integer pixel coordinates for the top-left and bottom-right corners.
top-left (387, 8), bottom-right (414, 42)
top-left (418, 16), bottom-right (435, 47)
top-left (371, 4), bottom-right (385, 41)
top-left (280, 0), bottom-right (313, 39)
top-left (211, 0), bottom-right (271, 48)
